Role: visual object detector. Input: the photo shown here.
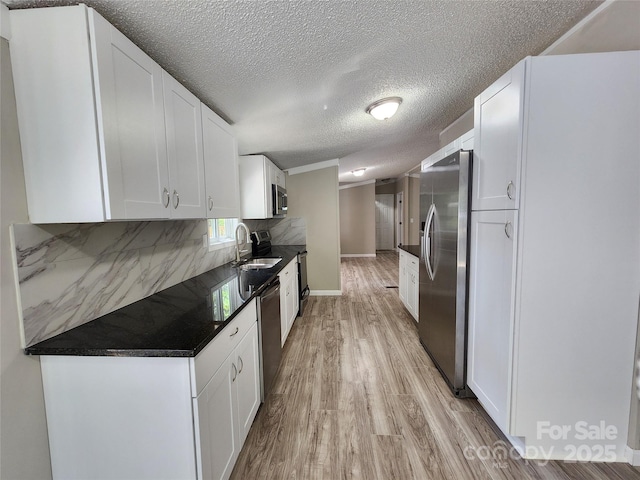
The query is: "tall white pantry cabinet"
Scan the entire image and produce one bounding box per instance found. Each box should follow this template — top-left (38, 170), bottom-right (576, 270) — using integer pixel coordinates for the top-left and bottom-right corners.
top-left (467, 51), bottom-right (640, 462)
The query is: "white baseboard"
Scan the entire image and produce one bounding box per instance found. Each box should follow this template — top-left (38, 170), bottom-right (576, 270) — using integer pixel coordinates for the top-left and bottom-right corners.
top-left (626, 446), bottom-right (640, 466)
top-left (309, 290), bottom-right (342, 296)
top-left (340, 254), bottom-right (376, 258)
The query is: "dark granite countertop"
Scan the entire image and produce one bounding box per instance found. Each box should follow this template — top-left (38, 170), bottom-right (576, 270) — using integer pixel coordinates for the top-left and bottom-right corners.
top-left (399, 244), bottom-right (420, 258)
top-left (24, 245), bottom-right (306, 358)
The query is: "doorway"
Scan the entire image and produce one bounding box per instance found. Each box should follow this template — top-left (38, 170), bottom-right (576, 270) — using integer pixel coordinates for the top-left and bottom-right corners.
top-left (375, 194), bottom-right (395, 250)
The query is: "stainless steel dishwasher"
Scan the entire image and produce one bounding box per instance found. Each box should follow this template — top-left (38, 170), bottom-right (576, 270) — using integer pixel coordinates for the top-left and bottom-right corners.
top-left (258, 278), bottom-right (282, 401)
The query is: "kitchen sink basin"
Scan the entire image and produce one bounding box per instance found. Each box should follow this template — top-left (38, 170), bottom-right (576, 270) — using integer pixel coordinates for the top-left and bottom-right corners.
top-left (240, 257), bottom-right (282, 270)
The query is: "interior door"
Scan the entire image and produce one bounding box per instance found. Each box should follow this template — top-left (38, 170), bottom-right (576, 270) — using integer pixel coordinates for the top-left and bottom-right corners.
top-left (375, 194), bottom-right (395, 250)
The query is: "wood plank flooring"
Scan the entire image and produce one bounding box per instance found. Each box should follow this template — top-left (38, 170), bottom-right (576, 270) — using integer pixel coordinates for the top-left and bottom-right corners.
top-left (231, 252), bottom-right (640, 480)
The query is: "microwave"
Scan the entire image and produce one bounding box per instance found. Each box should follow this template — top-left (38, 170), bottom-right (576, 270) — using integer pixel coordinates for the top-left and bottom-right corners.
top-left (272, 184), bottom-right (287, 217)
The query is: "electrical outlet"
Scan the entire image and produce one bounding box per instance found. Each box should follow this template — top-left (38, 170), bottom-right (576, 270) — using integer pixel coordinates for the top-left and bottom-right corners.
top-left (410, 218), bottom-right (414, 223)
top-left (202, 233), bottom-right (208, 248)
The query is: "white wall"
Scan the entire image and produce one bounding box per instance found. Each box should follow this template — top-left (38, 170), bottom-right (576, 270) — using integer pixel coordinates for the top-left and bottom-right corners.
top-left (287, 166), bottom-right (341, 293)
top-left (1, 36), bottom-right (53, 479)
top-left (339, 182), bottom-right (375, 256)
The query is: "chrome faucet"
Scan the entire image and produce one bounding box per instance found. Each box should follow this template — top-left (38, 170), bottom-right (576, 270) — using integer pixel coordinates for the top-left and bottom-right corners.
top-left (235, 222), bottom-right (251, 263)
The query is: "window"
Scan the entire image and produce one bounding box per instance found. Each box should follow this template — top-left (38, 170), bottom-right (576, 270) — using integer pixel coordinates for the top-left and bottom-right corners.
top-left (207, 218), bottom-right (238, 250)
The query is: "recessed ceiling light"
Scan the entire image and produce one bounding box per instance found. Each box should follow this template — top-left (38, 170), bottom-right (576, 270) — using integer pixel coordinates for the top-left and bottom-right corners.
top-left (352, 168), bottom-right (366, 177)
top-left (366, 97), bottom-right (402, 120)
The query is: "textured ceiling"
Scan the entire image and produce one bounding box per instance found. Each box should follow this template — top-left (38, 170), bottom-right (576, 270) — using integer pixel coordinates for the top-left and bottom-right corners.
top-left (6, 0), bottom-right (601, 184)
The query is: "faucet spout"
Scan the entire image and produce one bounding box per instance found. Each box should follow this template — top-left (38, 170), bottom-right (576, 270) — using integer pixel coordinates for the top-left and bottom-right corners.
top-left (235, 222), bottom-right (251, 263)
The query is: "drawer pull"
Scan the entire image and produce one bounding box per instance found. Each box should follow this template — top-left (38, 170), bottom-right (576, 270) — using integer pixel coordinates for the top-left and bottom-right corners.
top-left (229, 327), bottom-right (239, 337)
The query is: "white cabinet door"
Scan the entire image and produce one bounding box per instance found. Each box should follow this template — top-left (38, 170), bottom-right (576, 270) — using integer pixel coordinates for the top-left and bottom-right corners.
top-left (239, 155), bottom-right (272, 219)
top-left (280, 282), bottom-right (289, 347)
top-left (406, 255), bottom-right (419, 322)
top-left (472, 60), bottom-right (524, 211)
top-left (271, 164), bottom-right (286, 189)
top-left (91, 9), bottom-right (170, 220)
top-left (467, 209), bottom-right (518, 433)
top-left (460, 129), bottom-right (474, 150)
top-left (442, 138), bottom-right (460, 157)
top-left (194, 359), bottom-right (238, 480)
top-left (279, 259), bottom-right (298, 345)
top-left (162, 72), bottom-right (206, 219)
top-left (234, 323), bottom-right (260, 446)
top-left (407, 269), bottom-right (417, 321)
top-left (289, 262), bottom-right (299, 326)
top-left (398, 251), bottom-right (407, 303)
top-left (202, 104), bottom-right (241, 219)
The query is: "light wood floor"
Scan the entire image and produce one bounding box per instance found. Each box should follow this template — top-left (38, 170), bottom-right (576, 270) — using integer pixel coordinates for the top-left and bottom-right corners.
top-left (231, 252), bottom-right (640, 479)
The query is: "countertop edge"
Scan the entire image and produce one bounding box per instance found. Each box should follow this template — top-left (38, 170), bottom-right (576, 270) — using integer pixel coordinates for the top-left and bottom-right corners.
top-left (398, 244), bottom-right (420, 257)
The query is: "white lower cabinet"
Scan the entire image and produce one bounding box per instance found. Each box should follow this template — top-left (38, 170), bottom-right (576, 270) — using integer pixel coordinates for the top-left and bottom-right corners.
top-left (40, 299), bottom-right (260, 480)
top-left (398, 252), bottom-right (407, 303)
top-left (467, 210), bottom-right (517, 433)
top-left (398, 250), bottom-right (418, 321)
top-left (279, 258), bottom-right (299, 346)
top-left (194, 321), bottom-right (260, 480)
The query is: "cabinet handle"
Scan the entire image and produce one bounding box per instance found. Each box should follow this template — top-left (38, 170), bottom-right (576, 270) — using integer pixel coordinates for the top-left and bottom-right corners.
top-left (506, 181), bottom-right (515, 200)
top-left (208, 196), bottom-right (214, 211)
top-left (229, 327), bottom-right (239, 337)
top-left (505, 221), bottom-right (512, 239)
top-left (173, 190), bottom-right (180, 209)
top-left (163, 188), bottom-right (170, 208)
top-left (237, 356), bottom-right (243, 374)
top-left (231, 363), bottom-right (237, 382)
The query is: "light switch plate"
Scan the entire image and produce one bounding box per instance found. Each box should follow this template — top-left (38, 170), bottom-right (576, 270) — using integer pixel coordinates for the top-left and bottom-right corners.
top-left (202, 233), bottom-right (208, 248)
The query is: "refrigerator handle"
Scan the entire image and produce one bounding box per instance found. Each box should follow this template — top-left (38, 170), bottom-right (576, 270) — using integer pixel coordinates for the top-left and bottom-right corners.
top-left (424, 204), bottom-right (436, 281)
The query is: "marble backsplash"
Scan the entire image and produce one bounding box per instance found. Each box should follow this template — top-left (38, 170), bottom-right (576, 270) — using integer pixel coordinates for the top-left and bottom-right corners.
top-left (244, 217), bottom-right (306, 245)
top-left (13, 220), bottom-right (236, 347)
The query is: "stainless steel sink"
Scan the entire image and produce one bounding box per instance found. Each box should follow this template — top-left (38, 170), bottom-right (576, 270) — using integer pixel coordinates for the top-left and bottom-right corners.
top-left (240, 257), bottom-right (282, 270)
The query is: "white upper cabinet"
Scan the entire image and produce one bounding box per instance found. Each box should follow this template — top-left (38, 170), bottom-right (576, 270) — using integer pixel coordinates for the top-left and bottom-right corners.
top-left (10, 5), bottom-right (221, 223)
top-left (269, 163), bottom-right (286, 189)
top-left (11, 6), bottom-right (168, 222)
top-left (472, 60), bottom-right (525, 211)
top-left (201, 105), bottom-right (241, 219)
top-left (91, 9), bottom-right (171, 220)
top-left (459, 129), bottom-right (474, 151)
top-left (238, 155), bottom-right (285, 219)
top-left (162, 72), bottom-right (206, 218)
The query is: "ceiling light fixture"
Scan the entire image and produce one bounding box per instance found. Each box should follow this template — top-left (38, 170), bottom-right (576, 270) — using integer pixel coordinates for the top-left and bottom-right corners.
top-left (352, 168), bottom-right (366, 177)
top-left (366, 97), bottom-right (402, 120)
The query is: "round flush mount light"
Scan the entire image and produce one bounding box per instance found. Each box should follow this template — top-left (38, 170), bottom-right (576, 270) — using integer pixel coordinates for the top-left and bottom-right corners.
top-left (352, 168), bottom-right (366, 177)
top-left (366, 97), bottom-right (402, 120)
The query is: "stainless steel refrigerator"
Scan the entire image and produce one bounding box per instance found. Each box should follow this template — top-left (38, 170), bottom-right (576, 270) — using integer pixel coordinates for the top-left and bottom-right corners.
top-left (419, 149), bottom-right (473, 398)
